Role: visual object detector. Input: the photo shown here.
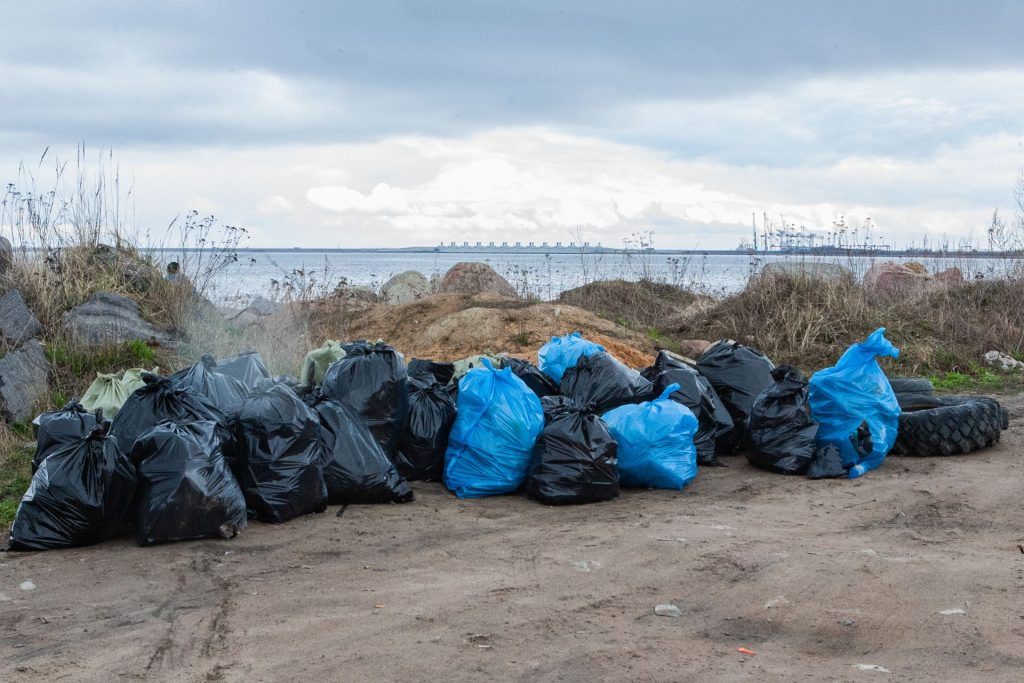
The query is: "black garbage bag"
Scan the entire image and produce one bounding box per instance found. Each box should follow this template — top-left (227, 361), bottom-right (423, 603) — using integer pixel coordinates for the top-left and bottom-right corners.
top-left (641, 351), bottom-right (733, 467)
top-left (111, 373), bottom-right (234, 464)
top-left (9, 424), bottom-right (136, 551)
top-left (394, 377), bottom-right (457, 481)
top-left (408, 359), bottom-right (455, 386)
top-left (322, 340), bottom-right (408, 455)
top-left (133, 420), bottom-right (247, 545)
top-left (304, 391), bottom-right (413, 504)
top-left (806, 443), bottom-right (848, 479)
top-left (525, 396), bottom-right (619, 505)
top-left (559, 351), bottom-right (654, 414)
top-left (33, 401), bottom-right (103, 474)
top-left (503, 356), bottom-right (560, 398)
top-left (748, 365), bottom-right (819, 474)
top-left (215, 351), bottom-right (271, 390)
top-left (695, 340), bottom-right (776, 453)
top-left (235, 382), bottom-right (328, 523)
top-left (170, 354), bottom-right (250, 416)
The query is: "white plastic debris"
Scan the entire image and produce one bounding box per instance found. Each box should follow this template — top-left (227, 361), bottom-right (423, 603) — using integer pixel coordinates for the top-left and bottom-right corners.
top-left (19, 580), bottom-right (36, 591)
top-left (939, 608), bottom-right (966, 615)
top-left (852, 664), bottom-right (891, 673)
top-left (654, 604), bottom-right (682, 618)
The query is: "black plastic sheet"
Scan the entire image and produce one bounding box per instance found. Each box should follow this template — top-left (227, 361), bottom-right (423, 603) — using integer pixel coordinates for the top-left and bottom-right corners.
top-left (748, 365), bottom-right (819, 474)
top-left (642, 351), bottom-right (733, 467)
top-left (559, 351), bottom-right (654, 414)
top-left (33, 401), bottom-right (103, 474)
top-left (695, 341), bottom-right (776, 453)
top-left (305, 392), bottom-right (414, 504)
top-left (133, 420), bottom-right (247, 545)
top-left (9, 424), bottom-right (136, 551)
top-left (323, 341), bottom-right (409, 455)
top-left (525, 396), bottom-right (619, 505)
top-left (170, 354), bottom-right (250, 416)
top-left (215, 351), bottom-right (271, 390)
top-left (407, 359), bottom-right (455, 387)
top-left (111, 373), bottom-right (234, 464)
top-left (503, 356), bottom-right (560, 399)
top-left (234, 382), bottom-right (327, 523)
top-left (394, 377), bottom-right (457, 481)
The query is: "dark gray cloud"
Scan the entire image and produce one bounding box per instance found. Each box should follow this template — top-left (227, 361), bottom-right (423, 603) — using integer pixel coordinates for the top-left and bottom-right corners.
top-left (2, 0), bottom-right (1023, 153)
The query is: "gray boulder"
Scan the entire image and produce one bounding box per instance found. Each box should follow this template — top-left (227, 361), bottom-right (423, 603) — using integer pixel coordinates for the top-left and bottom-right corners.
top-left (0, 340), bottom-right (51, 422)
top-left (63, 292), bottom-right (176, 347)
top-left (0, 236), bottom-right (13, 277)
top-left (248, 296), bottom-right (280, 317)
top-left (761, 261), bottom-right (852, 282)
top-left (0, 290), bottom-right (43, 346)
top-left (381, 270), bottom-right (429, 304)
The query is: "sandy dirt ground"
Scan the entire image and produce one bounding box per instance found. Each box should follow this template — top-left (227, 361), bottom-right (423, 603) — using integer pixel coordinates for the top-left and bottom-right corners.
top-left (2, 396), bottom-right (1023, 683)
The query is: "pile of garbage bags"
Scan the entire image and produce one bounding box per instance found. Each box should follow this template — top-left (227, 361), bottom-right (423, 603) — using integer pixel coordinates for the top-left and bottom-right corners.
top-left (12, 325), bottom-right (996, 552)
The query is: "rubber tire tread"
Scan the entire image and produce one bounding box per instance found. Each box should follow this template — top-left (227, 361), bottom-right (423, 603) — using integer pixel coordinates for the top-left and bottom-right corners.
top-left (887, 376), bottom-right (934, 395)
top-left (891, 395), bottom-right (1004, 456)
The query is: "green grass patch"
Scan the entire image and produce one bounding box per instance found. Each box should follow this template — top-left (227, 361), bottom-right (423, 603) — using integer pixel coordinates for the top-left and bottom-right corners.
top-left (46, 339), bottom-right (156, 375)
top-left (928, 367), bottom-right (1021, 393)
top-left (0, 445), bottom-right (33, 528)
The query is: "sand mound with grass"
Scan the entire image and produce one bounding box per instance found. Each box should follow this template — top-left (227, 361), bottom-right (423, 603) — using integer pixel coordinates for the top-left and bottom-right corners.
top-left (307, 292), bottom-right (656, 367)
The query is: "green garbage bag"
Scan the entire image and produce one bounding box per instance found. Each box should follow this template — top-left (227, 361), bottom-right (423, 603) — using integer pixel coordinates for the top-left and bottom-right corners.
top-left (300, 340), bottom-right (346, 386)
top-left (452, 354), bottom-right (503, 383)
top-left (80, 372), bottom-right (132, 419)
top-left (122, 367), bottom-right (160, 394)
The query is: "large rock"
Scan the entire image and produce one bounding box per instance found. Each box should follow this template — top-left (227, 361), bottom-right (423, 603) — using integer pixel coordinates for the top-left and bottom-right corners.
top-left (0, 236), bottom-right (13, 277)
top-left (248, 296), bottom-right (280, 316)
top-left (381, 270), bottom-right (429, 304)
top-left (934, 266), bottom-right (964, 284)
top-left (761, 261), bottom-right (852, 282)
top-left (439, 262), bottom-right (517, 298)
top-left (0, 290), bottom-right (43, 345)
top-left (63, 292), bottom-right (177, 347)
top-left (676, 339), bottom-right (712, 359)
top-left (0, 340), bottom-right (51, 422)
top-left (863, 261), bottom-right (932, 297)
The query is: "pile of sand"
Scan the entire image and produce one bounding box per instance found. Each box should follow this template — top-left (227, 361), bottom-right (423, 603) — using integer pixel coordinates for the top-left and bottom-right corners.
top-left (308, 292), bottom-right (656, 368)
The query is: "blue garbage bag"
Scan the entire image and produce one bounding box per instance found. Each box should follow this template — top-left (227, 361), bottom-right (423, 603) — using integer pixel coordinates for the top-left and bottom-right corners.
top-left (602, 384), bottom-right (699, 489)
top-left (808, 327), bottom-right (901, 479)
top-left (444, 358), bottom-right (544, 497)
top-left (538, 332), bottom-right (606, 383)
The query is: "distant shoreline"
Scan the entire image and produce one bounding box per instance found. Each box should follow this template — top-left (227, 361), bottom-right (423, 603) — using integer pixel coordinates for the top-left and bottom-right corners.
top-left (131, 246), bottom-right (1019, 259)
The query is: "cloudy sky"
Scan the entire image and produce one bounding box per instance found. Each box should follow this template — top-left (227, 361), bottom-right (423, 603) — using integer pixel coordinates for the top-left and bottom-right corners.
top-left (3, 1), bottom-right (1024, 249)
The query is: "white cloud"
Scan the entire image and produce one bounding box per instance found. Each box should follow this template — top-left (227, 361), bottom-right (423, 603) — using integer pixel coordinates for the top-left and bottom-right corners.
top-left (5, 78), bottom-right (1023, 250)
top-left (306, 183), bottom-right (407, 214)
top-left (257, 195), bottom-right (292, 213)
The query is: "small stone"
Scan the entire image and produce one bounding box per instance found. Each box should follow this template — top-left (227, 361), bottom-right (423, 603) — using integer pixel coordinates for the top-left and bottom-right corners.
top-left (654, 603), bottom-right (681, 618)
top-left (20, 580), bottom-right (35, 591)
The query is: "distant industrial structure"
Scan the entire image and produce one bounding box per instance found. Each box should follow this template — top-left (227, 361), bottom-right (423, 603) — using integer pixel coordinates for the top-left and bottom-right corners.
top-left (433, 240), bottom-right (608, 253)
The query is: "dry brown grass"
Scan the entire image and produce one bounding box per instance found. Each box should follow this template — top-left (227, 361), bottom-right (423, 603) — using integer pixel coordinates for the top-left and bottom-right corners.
top-left (557, 278), bottom-right (700, 330)
top-left (666, 271), bottom-right (1024, 375)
